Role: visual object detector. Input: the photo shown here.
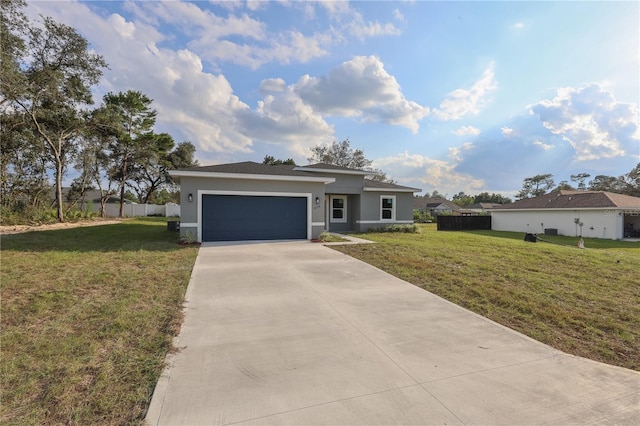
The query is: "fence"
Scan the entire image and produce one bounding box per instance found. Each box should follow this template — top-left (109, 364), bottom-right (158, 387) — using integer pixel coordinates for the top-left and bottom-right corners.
top-left (82, 202), bottom-right (180, 218)
top-left (437, 215), bottom-right (491, 231)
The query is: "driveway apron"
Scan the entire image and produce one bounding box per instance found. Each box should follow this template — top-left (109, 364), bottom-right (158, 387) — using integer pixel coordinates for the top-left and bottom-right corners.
top-left (146, 241), bottom-right (640, 425)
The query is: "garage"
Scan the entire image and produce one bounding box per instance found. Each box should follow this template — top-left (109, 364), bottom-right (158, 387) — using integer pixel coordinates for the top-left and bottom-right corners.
top-left (202, 194), bottom-right (308, 242)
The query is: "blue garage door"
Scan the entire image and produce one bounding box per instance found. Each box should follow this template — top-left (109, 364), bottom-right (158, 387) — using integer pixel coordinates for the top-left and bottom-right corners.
top-left (202, 195), bottom-right (307, 242)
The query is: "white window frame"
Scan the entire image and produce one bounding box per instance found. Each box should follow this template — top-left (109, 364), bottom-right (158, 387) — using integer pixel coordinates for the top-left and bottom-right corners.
top-left (330, 195), bottom-right (347, 223)
top-left (380, 195), bottom-right (396, 221)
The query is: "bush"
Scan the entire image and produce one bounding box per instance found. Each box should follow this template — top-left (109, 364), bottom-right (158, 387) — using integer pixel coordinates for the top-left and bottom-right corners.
top-left (0, 204), bottom-right (96, 226)
top-left (0, 205), bottom-right (58, 226)
top-left (368, 224), bottom-right (420, 233)
top-left (413, 211), bottom-right (433, 223)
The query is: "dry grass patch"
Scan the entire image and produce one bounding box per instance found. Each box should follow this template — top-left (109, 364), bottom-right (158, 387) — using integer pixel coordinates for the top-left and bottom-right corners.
top-left (1, 218), bottom-right (199, 425)
top-left (332, 224), bottom-right (640, 371)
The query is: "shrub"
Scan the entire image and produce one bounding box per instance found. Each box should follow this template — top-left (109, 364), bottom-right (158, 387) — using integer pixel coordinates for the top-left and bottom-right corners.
top-left (368, 224), bottom-right (419, 233)
top-left (413, 211), bottom-right (433, 223)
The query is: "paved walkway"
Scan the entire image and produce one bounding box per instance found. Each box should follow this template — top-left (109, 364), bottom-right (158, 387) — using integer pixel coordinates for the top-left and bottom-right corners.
top-left (146, 241), bottom-right (639, 425)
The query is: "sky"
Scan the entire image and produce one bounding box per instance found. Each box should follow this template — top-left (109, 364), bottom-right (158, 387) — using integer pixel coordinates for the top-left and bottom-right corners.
top-left (26, 1), bottom-right (640, 197)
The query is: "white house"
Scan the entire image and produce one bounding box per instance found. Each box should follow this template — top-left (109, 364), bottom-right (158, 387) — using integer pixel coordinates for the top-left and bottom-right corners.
top-left (490, 190), bottom-right (640, 240)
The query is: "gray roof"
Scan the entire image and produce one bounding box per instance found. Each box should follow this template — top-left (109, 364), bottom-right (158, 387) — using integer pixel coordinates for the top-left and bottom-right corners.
top-left (413, 197), bottom-right (460, 210)
top-left (178, 161), bottom-right (313, 177)
top-left (493, 190), bottom-right (640, 210)
top-left (363, 179), bottom-right (420, 192)
top-left (464, 202), bottom-right (504, 209)
top-left (298, 163), bottom-right (368, 172)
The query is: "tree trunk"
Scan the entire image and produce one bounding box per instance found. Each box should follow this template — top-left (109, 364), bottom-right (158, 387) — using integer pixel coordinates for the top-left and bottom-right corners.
top-left (55, 154), bottom-right (65, 222)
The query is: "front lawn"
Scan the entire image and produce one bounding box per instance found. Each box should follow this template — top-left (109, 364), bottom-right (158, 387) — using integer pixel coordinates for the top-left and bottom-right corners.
top-left (332, 224), bottom-right (640, 371)
top-left (1, 218), bottom-right (199, 425)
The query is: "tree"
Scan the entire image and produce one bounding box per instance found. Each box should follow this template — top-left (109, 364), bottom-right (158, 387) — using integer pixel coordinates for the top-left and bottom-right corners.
top-left (129, 132), bottom-right (174, 204)
top-left (263, 155), bottom-right (295, 166)
top-left (570, 173), bottom-right (590, 190)
top-left (430, 190), bottom-right (445, 199)
top-left (620, 163), bottom-right (640, 197)
top-left (1, 8), bottom-right (106, 221)
top-left (473, 192), bottom-right (511, 204)
top-left (588, 175), bottom-right (624, 193)
top-left (308, 139), bottom-right (394, 183)
top-left (452, 192), bottom-right (474, 206)
top-left (516, 174), bottom-right (555, 199)
top-left (0, 0), bottom-right (28, 107)
top-left (555, 180), bottom-right (575, 191)
top-left (99, 90), bottom-right (158, 217)
top-left (131, 139), bottom-right (198, 203)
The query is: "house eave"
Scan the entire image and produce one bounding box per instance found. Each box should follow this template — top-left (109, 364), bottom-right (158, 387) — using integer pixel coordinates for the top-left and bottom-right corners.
top-left (169, 170), bottom-right (335, 184)
top-left (293, 166), bottom-right (372, 176)
top-left (490, 207), bottom-right (635, 212)
top-left (363, 187), bottom-right (421, 193)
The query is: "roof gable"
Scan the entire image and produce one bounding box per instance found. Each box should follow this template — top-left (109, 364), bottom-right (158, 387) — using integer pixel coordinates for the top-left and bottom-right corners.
top-left (294, 163), bottom-right (372, 176)
top-left (363, 179), bottom-right (420, 193)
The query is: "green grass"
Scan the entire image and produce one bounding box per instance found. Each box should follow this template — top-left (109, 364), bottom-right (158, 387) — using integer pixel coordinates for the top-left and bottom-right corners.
top-left (1, 218), bottom-right (199, 425)
top-left (332, 224), bottom-right (640, 371)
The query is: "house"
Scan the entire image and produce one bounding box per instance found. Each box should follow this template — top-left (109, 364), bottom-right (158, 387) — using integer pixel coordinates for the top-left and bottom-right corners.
top-left (462, 202), bottom-right (504, 215)
top-left (413, 197), bottom-right (461, 216)
top-left (490, 190), bottom-right (640, 240)
top-left (169, 162), bottom-right (420, 242)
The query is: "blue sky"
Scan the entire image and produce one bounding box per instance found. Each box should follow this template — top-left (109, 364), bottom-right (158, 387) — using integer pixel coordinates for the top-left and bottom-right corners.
top-left (27, 1), bottom-right (639, 197)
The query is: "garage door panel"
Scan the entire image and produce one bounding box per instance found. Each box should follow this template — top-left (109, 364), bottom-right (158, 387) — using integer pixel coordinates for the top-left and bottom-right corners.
top-left (202, 195), bottom-right (307, 242)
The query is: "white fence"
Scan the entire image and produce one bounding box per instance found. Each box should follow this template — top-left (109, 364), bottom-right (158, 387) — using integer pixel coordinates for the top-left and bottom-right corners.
top-left (83, 202), bottom-right (180, 218)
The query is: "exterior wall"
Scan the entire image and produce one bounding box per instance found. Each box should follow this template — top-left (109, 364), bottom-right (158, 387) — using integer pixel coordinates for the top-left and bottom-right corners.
top-left (491, 209), bottom-right (624, 240)
top-left (324, 174), bottom-right (366, 194)
top-left (178, 176), bottom-right (326, 241)
top-left (355, 192), bottom-right (415, 232)
top-left (326, 194), bottom-right (360, 233)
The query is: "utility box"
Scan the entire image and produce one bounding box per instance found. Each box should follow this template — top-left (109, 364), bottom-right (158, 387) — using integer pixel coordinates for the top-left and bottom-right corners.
top-left (167, 220), bottom-right (180, 232)
top-left (544, 228), bottom-right (558, 236)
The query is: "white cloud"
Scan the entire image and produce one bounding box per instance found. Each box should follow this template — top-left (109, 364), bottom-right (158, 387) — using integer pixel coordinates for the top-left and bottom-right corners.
top-left (393, 9), bottom-right (405, 22)
top-left (236, 85), bottom-right (334, 155)
top-left (433, 62), bottom-right (497, 120)
top-left (347, 19), bottom-right (401, 40)
top-left (529, 83), bottom-right (639, 161)
top-left (512, 22), bottom-right (525, 30)
top-left (501, 126), bottom-right (514, 136)
top-left (295, 56), bottom-right (429, 132)
top-left (259, 78), bottom-right (287, 94)
top-left (452, 125), bottom-right (481, 136)
top-left (374, 151), bottom-right (485, 195)
top-left (533, 140), bottom-right (554, 150)
top-left (447, 142), bottom-right (474, 161)
top-left (25, 2), bottom-right (334, 159)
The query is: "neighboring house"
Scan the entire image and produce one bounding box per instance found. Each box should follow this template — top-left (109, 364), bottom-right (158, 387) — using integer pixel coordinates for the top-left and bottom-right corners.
top-left (413, 197), bottom-right (461, 216)
top-left (462, 203), bottom-right (504, 215)
top-left (169, 162), bottom-right (420, 242)
top-left (490, 190), bottom-right (640, 240)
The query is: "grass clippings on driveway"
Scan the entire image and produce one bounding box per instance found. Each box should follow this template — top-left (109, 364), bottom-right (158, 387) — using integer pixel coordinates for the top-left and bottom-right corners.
top-left (332, 224), bottom-right (640, 371)
top-left (1, 218), bottom-right (199, 425)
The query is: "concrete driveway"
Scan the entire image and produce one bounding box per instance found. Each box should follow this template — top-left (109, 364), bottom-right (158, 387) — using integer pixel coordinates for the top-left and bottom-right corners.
top-left (146, 241), bottom-right (639, 425)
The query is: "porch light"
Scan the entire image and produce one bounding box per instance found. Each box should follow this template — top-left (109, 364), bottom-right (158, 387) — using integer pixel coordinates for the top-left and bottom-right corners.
top-left (188, 193), bottom-right (193, 202)
top-left (315, 196), bottom-right (320, 205)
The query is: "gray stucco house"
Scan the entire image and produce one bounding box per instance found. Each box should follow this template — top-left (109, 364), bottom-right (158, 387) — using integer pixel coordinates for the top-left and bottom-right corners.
top-left (169, 162), bottom-right (420, 242)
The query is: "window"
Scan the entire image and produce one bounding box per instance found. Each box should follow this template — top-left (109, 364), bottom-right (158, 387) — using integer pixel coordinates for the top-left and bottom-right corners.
top-left (381, 196), bottom-right (395, 221)
top-left (331, 196), bottom-right (347, 223)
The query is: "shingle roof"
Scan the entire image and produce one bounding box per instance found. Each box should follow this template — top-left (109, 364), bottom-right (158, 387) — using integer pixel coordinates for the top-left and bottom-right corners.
top-left (493, 190), bottom-right (640, 210)
top-left (299, 163), bottom-right (367, 172)
top-left (178, 161), bottom-right (313, 177)
top-left (464, 202), bottom-right (504, 209)
top-left (363, 179), bottom-right (420, 192)
top-left (413, 197), bottom-right (460, 210)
